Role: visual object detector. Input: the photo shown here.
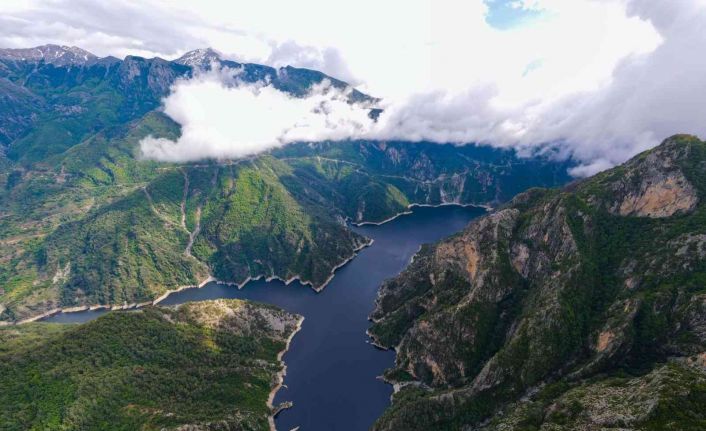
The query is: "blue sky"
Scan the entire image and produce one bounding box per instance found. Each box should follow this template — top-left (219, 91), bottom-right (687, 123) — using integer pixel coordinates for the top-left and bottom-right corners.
top-left (484, 0), bottom-right (545, 30)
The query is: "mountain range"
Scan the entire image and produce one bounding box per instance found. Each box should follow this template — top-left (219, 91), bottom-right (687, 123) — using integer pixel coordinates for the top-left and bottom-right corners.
top-left (0, 45), bottom-right (572, 324)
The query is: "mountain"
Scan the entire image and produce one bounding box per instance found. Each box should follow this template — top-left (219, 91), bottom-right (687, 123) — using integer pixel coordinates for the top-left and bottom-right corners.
top-left (0, 45), bottom-right (370, 164)
top-left (174, 47), bottom-right (222, 68)
top-left (0, 47), bottom-right (188, 163)
top-left (0, 299), bottom-right (301, 430)
top-left (0, 45), bottom-right (97, 67)
top-left (0, 45), bottom-right (574, 324)
top-left (174, 47), bottom-right (374, 102)
top-left (369, 134), bottom-right (706, 430)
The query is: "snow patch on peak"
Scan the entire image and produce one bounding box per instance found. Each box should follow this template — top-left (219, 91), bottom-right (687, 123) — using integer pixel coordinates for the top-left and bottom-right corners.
top-left (175, 48), bottom-right (222, 68)
top-left (0, 44), bottom-right (97, 66)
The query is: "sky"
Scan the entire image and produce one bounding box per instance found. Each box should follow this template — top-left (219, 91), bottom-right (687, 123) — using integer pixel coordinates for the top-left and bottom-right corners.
top-left (2, 0), bottom-right (706, 174)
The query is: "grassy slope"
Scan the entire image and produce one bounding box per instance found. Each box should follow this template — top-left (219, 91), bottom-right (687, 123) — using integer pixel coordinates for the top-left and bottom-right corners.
top-left (195, 157), bottom-right (369, 286)
top-left (0, 113), bottom-right (189, 321)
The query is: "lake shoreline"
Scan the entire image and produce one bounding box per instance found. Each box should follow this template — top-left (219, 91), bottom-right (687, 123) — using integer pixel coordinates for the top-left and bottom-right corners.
top-left (32, 204), bottom-right (485, 430)
top-left (5, 203), bottom-right (486, 326)
top-left (6, 236), bottom-right (375, 326)
top-left (352, 202), bottom-right (492, 227)
top-left (269, 315), bottom-right (305, 431)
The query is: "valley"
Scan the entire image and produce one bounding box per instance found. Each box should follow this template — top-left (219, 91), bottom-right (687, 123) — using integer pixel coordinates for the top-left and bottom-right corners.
top-left (1, 41), bottom-right (704, 431)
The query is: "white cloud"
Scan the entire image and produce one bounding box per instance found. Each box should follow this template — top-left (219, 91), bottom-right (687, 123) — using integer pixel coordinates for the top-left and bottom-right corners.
top-left (139, 68), bottom-right (375, 162)
top-left (4, 0), bottom-right (706, 175)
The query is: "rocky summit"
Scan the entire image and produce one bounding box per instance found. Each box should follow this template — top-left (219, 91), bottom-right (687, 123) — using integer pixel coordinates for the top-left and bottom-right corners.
top-left (369, 134), bottom-right (706, 430)
top-left (0, 45), bottom-right (98, 67)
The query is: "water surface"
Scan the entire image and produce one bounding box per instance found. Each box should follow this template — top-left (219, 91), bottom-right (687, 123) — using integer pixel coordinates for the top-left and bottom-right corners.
top-left (45, 205), bottom-right (485, 430)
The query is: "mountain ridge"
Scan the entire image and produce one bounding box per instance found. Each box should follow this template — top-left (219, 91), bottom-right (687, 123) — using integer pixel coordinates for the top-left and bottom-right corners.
top-left (369, 134), bottom-right (706, 430)
top-left (0, 44), bottom-right (98, 66)
top-left (0, 44), bottom-right (375, 162)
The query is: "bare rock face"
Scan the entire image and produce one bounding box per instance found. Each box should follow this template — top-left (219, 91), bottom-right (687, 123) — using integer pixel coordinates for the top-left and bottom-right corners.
top-left (173, 299), bottom-right (300, 342)
top-left (370, 208), bottom-right (523, 387)
top-left (593, 135), bottom-right (700, 218)
top-left (617, 171), bottom-right (698, 217)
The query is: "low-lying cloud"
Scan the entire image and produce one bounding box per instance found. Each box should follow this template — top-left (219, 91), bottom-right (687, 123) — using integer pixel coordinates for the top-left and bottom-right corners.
top-left (139, 69), bottom-right (375, 162)
top-left (125, 0), bottom-right (706, 175)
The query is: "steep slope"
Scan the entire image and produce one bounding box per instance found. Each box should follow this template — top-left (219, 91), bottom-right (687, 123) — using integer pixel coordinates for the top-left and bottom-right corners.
top-left (276, 140), bottom-right (571, 221)
top-left (369, 135), bottom-right (706, 430)
top-left (0, 78), bottom-right (43, 145)
top-left (0, 299), bottom-right (302, 430)
top-left (0, 45), bottom-right (373, 165)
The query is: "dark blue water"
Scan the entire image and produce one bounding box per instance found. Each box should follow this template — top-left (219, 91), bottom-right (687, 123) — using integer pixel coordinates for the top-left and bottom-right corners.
top-left (45, 205), bottom-right (485, 430)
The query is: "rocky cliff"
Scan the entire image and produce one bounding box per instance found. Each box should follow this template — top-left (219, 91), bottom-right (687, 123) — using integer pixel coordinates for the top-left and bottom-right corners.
top-left (370, 135), bottom-right (706, 430)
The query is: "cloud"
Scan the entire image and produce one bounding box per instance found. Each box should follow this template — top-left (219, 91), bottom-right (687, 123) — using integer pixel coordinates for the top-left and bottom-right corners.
top-left (494, 0), bottom-right (706, 174)
top-left (5, 0), bottom-right (706, 175)
top-left (266, 41), bottom-right (358, 86)
top-left (139, 68), bottom-right (375, 162)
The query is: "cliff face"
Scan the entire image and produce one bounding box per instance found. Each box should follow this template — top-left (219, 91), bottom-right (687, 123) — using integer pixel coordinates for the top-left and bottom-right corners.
top-left (370, 135), bottom-right (706, 430)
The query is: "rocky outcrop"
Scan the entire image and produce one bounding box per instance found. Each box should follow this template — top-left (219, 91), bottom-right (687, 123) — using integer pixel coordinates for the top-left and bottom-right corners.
top-left (589, 135), bottom-right (700, 217)
top-left (174, 299), bottom-right (301, 341)
top-left (370, 135), bottom-right (706, 430)
top-left (483, 358), bottom-right (706, 431)
top-left (617, 171), bottom-right (697, 217)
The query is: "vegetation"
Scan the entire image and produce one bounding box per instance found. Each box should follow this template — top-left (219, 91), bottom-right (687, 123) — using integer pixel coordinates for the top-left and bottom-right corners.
top-left (0, 300), bottom-right (300, 431)
top-left (370, 135), bottom-right (706, 430)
